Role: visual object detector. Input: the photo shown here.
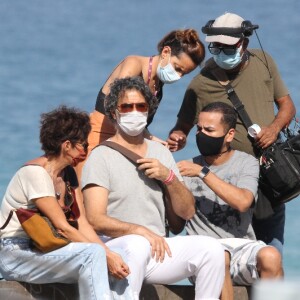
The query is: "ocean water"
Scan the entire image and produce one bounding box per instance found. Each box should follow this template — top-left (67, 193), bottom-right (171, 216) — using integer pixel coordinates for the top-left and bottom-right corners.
top-left (0, 0), bottom-right (299, 280)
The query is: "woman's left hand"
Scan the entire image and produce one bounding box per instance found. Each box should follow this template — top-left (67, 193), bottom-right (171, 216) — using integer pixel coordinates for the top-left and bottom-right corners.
top-left (106, 250), bottom-right (130, 279)
top-left (149, 134), bottom-right (168, 147)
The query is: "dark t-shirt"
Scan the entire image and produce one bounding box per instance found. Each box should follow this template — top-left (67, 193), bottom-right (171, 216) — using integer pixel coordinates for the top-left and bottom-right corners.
top-left (177, 49), bottom-right (289, 156)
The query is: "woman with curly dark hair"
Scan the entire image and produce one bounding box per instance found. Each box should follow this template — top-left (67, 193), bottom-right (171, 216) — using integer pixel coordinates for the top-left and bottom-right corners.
top-left (0, 105), bottom-right (133, 300)
top-left (75, 29), bottom-right (205, 180)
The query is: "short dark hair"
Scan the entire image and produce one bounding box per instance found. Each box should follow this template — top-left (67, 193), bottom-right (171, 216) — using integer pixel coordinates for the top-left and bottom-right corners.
top-left (40, 105), bottom-right (91, 157)
top-left (104, 76), bottom-right (159, 122)
top-left (201, 102), bottom-right (237, 131)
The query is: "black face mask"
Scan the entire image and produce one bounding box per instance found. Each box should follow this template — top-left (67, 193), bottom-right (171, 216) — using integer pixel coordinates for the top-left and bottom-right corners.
top-left (196, 131), bottom-right (226, 156)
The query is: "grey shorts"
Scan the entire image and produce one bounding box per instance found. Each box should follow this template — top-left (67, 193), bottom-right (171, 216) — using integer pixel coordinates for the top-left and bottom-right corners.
top-left (219, 238), bottom-right (267, 286)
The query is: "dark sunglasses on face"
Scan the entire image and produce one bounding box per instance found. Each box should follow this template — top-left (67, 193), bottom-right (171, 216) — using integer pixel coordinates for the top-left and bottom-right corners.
top-left (117, 102), bottom-right (149, 113)
top-left (208, 42), bottom-right (242, 55)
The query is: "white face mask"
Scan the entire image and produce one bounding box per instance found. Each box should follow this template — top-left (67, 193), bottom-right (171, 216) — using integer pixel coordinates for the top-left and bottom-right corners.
top-left (116, 110), bottom-right (148, 136)
top-left (156, 55), bottom-right (181, 84)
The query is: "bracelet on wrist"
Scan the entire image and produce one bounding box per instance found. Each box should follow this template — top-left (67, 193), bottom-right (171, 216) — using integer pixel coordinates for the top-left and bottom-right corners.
top-left (163, 170), bottom-right (176, 185)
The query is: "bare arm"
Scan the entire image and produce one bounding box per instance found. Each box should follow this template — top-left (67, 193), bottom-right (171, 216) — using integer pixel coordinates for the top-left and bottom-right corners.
top-left (115, 56), bottom-right (143, 78)
top-left (163, 186), bottom-right (188, 235)
top-left (35, 196), bottom-right (93, 242)
top-left (74, 188), bottom-right (130, 278)
top-left (256, 95), bottom-right (296, 149)
top-left (163, 176), bottom-right (195, 220)
top-left (167, 119), bottom-right (194, 152)
top-left (35, 192), bottom-right (130, 279)
top-left (103, 56), bottom-right (144, 93)
top-left (177, 160), bottom-right (254, 212)
top-left (83, 184), bottom-right (172, 262)
top-left (137, 158), bottom-right (195, 220)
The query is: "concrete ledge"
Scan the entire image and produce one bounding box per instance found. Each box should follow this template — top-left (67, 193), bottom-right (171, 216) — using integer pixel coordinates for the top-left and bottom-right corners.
top-left (0, 281), bottom-right (79, 299)
top-left (140, 284), bottom-right (250, 300)
top-left (0, 281), bottom-right (250, 299)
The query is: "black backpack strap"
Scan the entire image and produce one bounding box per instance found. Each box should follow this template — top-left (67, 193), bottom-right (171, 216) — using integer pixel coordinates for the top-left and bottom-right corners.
top-left (224, 83), bottom-right (253, 129)
top-left (210, 67), bottom-right (254, 129)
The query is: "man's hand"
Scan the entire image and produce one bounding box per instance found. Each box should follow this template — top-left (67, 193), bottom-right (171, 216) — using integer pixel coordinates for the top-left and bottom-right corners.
top-left (136, 226), bottom-right (172, 262)
top-left (256, 94), bottom-right (296, 149)
top-left (106, 250), bottom-right (130, 279)
top-left (167, 120), bottom-right (193, 152)
top-left (167, 131), bottom-right (187, 152)
top-left (177, 160), bottom-right (201, 177)
top-left (137, 158), bottom-right (170, 181)
top-left (255, 124), bottom-right (281, 149)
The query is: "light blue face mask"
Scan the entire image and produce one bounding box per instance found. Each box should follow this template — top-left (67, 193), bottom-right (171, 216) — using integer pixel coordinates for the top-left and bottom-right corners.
top-left (213, 45), bottom-right (243, 70)
top-left (156, 55), bottom-right (181, 84)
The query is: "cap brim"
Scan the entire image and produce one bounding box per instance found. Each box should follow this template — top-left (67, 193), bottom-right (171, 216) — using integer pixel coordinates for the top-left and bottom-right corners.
top-left (205, 35), bottom-right (240, 45)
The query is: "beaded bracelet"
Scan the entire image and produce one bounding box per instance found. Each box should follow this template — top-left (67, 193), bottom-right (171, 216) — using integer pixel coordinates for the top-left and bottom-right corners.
top-left (163, 170), bottom-right (176, 185)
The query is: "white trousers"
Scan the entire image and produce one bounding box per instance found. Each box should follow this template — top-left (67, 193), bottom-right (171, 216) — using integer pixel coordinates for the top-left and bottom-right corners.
top-left (105, 234), bottom-right (225, 300)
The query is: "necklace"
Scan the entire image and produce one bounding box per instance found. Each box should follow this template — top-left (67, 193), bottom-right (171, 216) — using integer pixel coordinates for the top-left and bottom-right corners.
top-left (153, 79), bottom-right (161, 97)
top-left (53, 176), bottom-right (64, 200)
top-left (45, 161), bottom-right (64, 200)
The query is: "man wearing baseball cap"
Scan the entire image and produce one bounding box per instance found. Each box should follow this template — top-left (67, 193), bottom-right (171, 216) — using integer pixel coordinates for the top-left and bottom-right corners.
top-left (167, 12), bottom-right (295, 257)
top-left (205, 13), bottom-right (248, 44)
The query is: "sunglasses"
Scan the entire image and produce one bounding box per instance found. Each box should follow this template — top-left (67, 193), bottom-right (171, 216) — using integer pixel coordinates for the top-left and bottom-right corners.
top-left (117, 102), bottom-right (149, 113)
top-left (208, 42), bottom-right (241, 55)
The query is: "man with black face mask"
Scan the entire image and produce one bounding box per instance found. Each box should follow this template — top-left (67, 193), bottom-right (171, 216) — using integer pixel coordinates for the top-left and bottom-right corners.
top-left (167, 12), bottom-right (296, 257)
top-left (177, 102), bottom-right (283, 299)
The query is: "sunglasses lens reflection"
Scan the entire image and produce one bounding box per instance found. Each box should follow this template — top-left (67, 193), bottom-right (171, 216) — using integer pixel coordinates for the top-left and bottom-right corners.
top-left (118, 103), bottom-right (148, 113)
top-left (208, 43), bottom-right (238, 55)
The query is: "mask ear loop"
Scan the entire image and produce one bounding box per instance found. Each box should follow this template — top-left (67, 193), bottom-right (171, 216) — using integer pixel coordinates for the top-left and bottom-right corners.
top-left (239, 39), bottom-right (249, 61)
top-left (159, 47), bottom-right (172, 66)
top-left (237, 43), bottom-right (245, 60)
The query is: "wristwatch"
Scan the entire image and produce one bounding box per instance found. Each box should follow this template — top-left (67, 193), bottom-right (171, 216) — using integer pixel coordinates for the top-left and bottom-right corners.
top-left (199, 166), bottom-right (210, 179)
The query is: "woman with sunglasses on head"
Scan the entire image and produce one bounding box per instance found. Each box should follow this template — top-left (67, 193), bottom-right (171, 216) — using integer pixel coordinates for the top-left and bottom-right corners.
top-left (75, 29), bottom-right (205, 181)
top-left (0, 106), bottom-right (134, 300)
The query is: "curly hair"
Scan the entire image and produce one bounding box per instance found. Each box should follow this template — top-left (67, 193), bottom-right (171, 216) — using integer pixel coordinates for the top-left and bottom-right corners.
top-left (157, 29), bottom-right (205, 66)
top-left (40, 105), bottom-right (91, 156)
top-left (202, 102), bottom-right (237, 130)
top-left (104, 76), bottom-right (159, 122)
